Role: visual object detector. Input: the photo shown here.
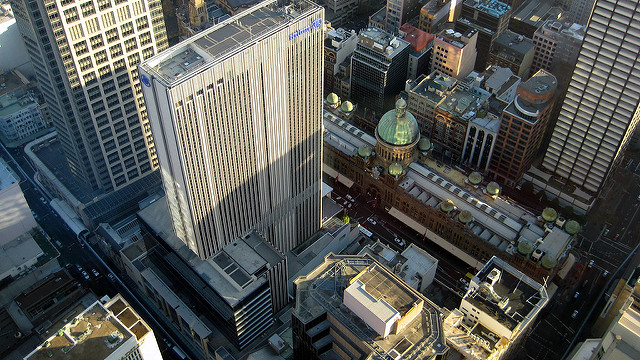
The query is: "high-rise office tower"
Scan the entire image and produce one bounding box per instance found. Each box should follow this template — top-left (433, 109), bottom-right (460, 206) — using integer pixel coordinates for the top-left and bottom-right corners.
top-left (9, 0), bottom-right (168, 192)
top-left (139, 0), bottom-right (324, 259)
top-left (454, 0), bottom-right (511, 71)
top-left (385, 0), bottom-right (421, 34)
top-left (568, 0), bottom-right (597, 25)
top-left (489, 70), bottom-right (556, 186)
top-left (351, 27), bottom-right (410, 114)
top-left (539, 0), bottom-right (640, 211)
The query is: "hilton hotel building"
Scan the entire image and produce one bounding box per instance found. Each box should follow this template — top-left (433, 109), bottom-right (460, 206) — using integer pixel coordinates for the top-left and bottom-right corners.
top-left (139, 0), bottom-right (324, 259)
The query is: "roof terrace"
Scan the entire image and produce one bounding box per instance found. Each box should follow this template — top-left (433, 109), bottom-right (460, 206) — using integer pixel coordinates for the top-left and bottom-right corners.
top-left (24, 296), bottom-right (147, 360)
top-left (294, 254), bottom-right (448, 359)
top-left (141, 0), bottom-right (322, 85)
top-left (463, 0), bottom-right (511, 17)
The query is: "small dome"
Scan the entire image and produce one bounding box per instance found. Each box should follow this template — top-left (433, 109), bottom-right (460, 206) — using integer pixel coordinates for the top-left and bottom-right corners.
top-left (458, 210), bottom-right (473, 223)
top-left (542, 207), bottom-right (558, 223)
top-left (486, 181), bottom-right (501, 195)
top-left (564, 220), bottom-right (581, 235)
top-left (440, 199), bottom-right (455, 212)
top-left (376, 98), bottom-right (419, 146)
top-left (468, 172), bottom-right (483, 185)
top-left (358, 145), bottom-right (372, 158)
top-left (540, 255), bottom-right (557, 269)
top-left (341, 100), bottom-right (354, 113)
top-left (418, 138), bottom-right (432, 151)
top-left (518, 241), bottom-right (534, 255)
top-left (389, 162), bottom-right (403, 177)
top-left (326, 93), bottom-right (339, 105)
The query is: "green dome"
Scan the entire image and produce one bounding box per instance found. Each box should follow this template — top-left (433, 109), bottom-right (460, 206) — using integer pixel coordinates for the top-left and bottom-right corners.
top-left (486, 181), bottom-right (501, 195)
top-left (326, 93), bottom-right (339, 105)
top-left (518, 241), bottom-right (534, 255)
top-left (358, 145), bottom-right (372, 158)
top-left (376, 99), bottom-right (419, 146)
top-left (564, 220), bottom-right (581, 235)
top-left (540, 254), bottom-right (557, 269)
top-left (468, 172), bottom-right (483, 185)
top-left (418, 138), bottom-right (432, 151)
top-left (440, 199), bottom-right (455, 212)
top-left (542, 207), bottom-right (558, 223)
top-left (341, 101), bottom-right (354, 113)
top-left (458, 210), bottom-right (473, 223)
top-left (389, 163), bottom-right (403, 177)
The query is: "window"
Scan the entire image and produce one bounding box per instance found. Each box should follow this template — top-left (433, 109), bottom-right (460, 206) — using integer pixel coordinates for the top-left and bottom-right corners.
top-left (90, 34), bottom-right (104, 49)
top-left (106, 28), bottom-right (119, 43)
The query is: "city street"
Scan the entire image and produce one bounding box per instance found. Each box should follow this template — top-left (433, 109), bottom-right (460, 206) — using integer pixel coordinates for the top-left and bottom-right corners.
top-left (0, 143), bottom-right (185, 360)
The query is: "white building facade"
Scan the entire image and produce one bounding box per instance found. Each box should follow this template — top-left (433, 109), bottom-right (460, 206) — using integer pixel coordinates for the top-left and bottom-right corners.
top-left (9, 0), bottom-right (168, 192)
top-left (139, 0), bottom-right (324, 258)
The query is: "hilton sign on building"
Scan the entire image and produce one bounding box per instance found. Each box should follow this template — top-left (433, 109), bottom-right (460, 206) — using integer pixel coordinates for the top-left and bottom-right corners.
top-left (139, 0), bottom-right (324, 259)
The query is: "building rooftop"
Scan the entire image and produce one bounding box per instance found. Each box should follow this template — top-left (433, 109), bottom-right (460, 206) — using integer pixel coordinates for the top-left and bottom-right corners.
top-left (481, 66), bottom-right (520, 97)
top-left (463, 0), bottom-right (511, 18)
top-left (141, 0), bottom-right (322, 85)
top-left (357, 27), bottom-right (410, 58)
top-left (0, 233), bottom-right (43, 276)
top-left (465, 256), bottom-right (548, 331)
top-left (511, 0), bottom-right (561, 28)
top-left (409, 72), bottom-right (457, 103)
top-left (325, 28), bottom-right (357, 52)
top-left (25, 295), bottom-right (151, 360)
top-left (322, 112), bottom-right (574, 269)
top-left (359, 241), bottom-right (437, 290)
top-left (422, 0), bottom-right (449, 15)
top-left (400, 23), bottom-right (434, 53)
top-left (539, 20), bottom-right (585, 41)
top-left (0, 157), bottom-right (18, 191)
top-left (294, 254), bottom-right (448, 359)
top-left (490, 31), bottom-right (533, 61)
top-left (137, 198), bottom-right (283, 308)
top-left (438, 87), bottom-right (489, 121)
top-left (507, 69), bottom-right (557, 120)
top-left (435, 28), bottom-right (477, 49)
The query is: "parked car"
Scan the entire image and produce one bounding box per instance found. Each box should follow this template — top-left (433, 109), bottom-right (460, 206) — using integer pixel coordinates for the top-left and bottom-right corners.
top-left (394, 238), bottom-right (405, 247)
top-left (572, 310), bottom-right (579, 319)
top-left (107, 273), bottom-right (116, 282)
top-left (81, 271), bottom-right (90, 280)
top-left (91, 269), bottom-right (99, 277)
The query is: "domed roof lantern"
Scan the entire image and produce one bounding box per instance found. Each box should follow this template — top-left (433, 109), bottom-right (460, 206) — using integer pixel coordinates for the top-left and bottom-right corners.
top-left (388, 163), bottom-right (403, 177)
top-left (341, 100), bottom-right (354, 113)
top-left (358, 145), bottom-right (372, 158)
top-left (418, 138), bottom-right (432, 152)
top-left (542, 207), bottom-right (558, 223)
top-left (326, 93), bottom-right (339, 105)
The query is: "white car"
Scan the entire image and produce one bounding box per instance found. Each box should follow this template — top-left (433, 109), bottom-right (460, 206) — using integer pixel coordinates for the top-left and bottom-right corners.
top-left (574, 292), bottom-right (580, 299)
top-left (81, 271), bottom-right (90, 280)
top-left (369, 219), bottom-right (377, 225)
top-left (92, 269), bottom-right (99, 277)
top-left (394, 238), bottom-right (405, 247)
top-left (572, 310), bottom-right (579, 319)
top-left (346, 194), bottom-right (354, 202)
top-left (588, 260), bottom-right (594, 268)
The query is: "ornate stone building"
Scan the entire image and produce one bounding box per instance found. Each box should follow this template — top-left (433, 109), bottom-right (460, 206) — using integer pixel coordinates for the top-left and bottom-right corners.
top-left (323, 104), bottom-right (578, 283)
